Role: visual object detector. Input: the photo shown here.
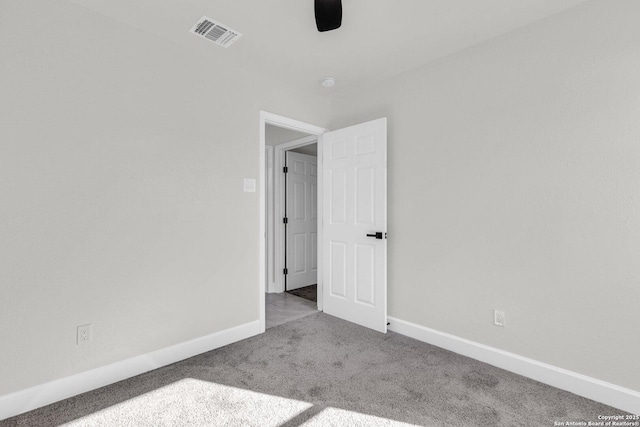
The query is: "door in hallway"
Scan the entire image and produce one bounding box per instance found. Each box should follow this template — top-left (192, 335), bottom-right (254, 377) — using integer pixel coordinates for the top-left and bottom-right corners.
top-left (285, 151), bottom-right (318, 291)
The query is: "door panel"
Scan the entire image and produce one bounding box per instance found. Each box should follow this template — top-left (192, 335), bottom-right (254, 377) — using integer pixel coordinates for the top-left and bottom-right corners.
top-left (286, 151), bottom-right (318, 290)
top-left (322, 118), bottom-right (387, 333)
top-left (293, 181), bottom-right (305, 220)
top-left (293, 233), bottom-right (306, 272)
top-left (355, 243), bottom-right (375, 306)
top-left (330, 170), bottom-right (347, 223)
top-left (329, 241), bottom-right (347, 297)
top-left (356, 167), bottom-right (375, 225)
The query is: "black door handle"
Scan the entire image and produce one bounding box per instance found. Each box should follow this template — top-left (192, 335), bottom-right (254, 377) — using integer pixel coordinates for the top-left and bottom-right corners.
top-left (366, 232), bottom-right (384, 239)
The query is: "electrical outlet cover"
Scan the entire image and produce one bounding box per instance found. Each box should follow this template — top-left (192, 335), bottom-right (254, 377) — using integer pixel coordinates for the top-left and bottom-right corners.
top-left (494, 310), bottom-right (505, 327)
top-left (77, 324), bottom-right (92, 345)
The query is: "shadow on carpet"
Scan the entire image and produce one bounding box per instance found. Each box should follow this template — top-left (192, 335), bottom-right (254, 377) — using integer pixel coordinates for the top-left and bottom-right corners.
top-left (286, 284), bottom-right (317, 302)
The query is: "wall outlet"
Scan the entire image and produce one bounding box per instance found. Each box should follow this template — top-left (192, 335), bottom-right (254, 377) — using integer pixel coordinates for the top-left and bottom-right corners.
top-left (493, 310), bottom-right (505, 327)
top-left (77, 324), bottom-right (92, 345)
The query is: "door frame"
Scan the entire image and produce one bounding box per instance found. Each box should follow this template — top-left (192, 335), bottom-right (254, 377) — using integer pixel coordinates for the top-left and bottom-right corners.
top-left (259, 111), bottom-right (327, 333)
top-left (265, 145), bottom-right (275, 294)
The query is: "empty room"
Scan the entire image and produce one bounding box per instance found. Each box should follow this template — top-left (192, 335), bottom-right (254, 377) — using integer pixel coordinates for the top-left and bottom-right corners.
top-left (1, 0), bottom-right (639, 425)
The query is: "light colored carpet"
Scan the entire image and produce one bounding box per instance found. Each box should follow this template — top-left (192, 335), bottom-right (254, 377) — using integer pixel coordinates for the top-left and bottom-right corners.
top-left (2, 312), bottom-right (624, 426)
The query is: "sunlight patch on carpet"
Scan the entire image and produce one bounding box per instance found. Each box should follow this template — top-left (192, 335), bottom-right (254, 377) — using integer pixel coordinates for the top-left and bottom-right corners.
top-left (61, 378), bottom-right (312, 427)
top-left (302, 407), bottom-right (422, 426)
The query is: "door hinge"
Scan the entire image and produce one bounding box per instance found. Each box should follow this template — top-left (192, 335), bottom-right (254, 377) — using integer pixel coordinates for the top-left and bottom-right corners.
top-left (283, 217), bottom-right (288, 224)
top-left (283, 268), bottom-right (288, 275)
top-left (283, 166), bottom-right (288, 173)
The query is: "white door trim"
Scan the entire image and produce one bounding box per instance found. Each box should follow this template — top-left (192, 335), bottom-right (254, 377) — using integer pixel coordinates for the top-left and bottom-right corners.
top-left (259, 112), bottom-right (327, 333)
top-left (265, 145), bottom-right (275, 294)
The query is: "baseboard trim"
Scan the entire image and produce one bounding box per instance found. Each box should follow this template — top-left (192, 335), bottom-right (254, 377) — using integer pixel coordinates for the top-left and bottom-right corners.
top-left (0, 320), bottom-right (261, 421)
top-left (387, 316), bottom-right (640, 415)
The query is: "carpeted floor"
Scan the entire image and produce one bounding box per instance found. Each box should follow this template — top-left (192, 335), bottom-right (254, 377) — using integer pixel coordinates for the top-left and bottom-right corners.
top-left (286, 284), bottom-right (317, 302)
top-left (2, 313), bottom-right (624, 426)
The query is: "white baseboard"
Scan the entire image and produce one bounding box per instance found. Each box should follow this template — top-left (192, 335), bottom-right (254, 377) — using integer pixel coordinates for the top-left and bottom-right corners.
top-left (0, 320), bottom-right (261, 421)
top-left (387, 316), bottom-right (640, 415)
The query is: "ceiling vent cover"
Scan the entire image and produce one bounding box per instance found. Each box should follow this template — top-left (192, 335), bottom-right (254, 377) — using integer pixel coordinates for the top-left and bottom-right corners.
top-left (190, 16), bottom-right (242, 48)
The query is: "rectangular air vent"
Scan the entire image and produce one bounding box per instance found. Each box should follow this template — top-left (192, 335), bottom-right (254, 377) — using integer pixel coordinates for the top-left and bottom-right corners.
top-left (190, 16), bottom-right (242, 48)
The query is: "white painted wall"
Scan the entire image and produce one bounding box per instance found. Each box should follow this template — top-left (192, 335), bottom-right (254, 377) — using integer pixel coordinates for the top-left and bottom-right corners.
top-left (0, 1), bottom-right (329, 396)
top-left (330, 0), bottom-right (640, 392)
top-left (3, 0), bottom-right (639, 408)
top-left (265, 126), bottom-right (310, 146)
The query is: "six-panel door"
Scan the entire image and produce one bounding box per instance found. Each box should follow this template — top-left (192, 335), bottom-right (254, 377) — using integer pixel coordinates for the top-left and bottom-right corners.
top-left (322, 118), bottom-right (387, 333)
top-left (286, 151), bottom-right (318, 291)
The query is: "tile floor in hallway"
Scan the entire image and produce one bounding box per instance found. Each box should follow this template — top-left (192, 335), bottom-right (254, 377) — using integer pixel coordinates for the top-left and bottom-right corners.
top-left (265, 292), bottom-right (318, 329)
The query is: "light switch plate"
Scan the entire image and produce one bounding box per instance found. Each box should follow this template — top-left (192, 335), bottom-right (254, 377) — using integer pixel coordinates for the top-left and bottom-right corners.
top-left (243, 178), bottom-right (256, 192)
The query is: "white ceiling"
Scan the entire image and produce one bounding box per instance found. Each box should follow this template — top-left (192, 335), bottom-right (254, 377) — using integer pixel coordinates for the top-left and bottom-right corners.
top-left (68, 0), bottom-right (589, 97)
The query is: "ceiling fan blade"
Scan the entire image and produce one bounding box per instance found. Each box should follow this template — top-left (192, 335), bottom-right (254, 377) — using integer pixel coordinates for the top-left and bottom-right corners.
top-left (315, 0), bottom-right (342, 32)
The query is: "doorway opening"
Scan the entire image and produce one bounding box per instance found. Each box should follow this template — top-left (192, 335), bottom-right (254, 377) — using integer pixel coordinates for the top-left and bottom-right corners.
top-left (259, 112), bottom-right (327, 332)
top-left (260, 113), bottom-right (389, 334)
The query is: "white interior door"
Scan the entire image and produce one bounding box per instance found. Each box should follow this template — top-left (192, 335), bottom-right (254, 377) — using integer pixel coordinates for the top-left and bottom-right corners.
top-left (322, 118), bottom-right (387, 333)
top-left (286, 151), bottom-right (318, 291)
